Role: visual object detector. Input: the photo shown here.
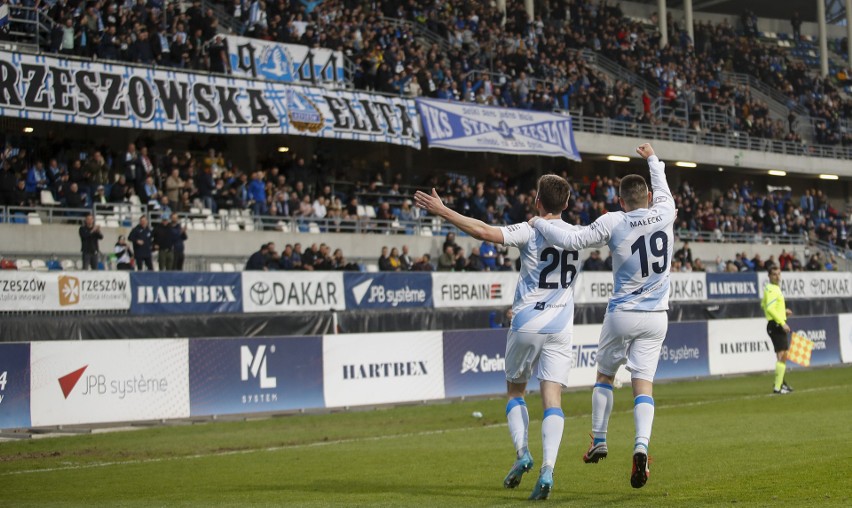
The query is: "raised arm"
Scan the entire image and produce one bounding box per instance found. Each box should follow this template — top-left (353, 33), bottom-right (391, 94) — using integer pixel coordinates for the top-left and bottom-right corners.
top-left (413, 189), bottom-right (505, 244)
top-left (533, 216), bottom-right (610, 251)
top-left (636, 143), bottom-right (674, 211)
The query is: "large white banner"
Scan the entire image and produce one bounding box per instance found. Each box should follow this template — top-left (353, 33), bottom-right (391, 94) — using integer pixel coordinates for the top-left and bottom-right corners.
top-left (0, 53), bottom-right (420, 147)
top-left (573, 272), bottom-right (706, 304)
top-left (839, 314), bottom-right (852, 364)
top-left (431, 272), bottom-right (517, 308)
top-left (225, 35), bottom-right (345, 85)
top-left (417, 98), bottom-right (581, 160)
top-left (0, 271), bottom-right (130, 311)
top-left (30, 339), bottom-right (189, 426)
top-left (707, 319), bottom-right (776, 375)
top-left (757, 272), bottom-right (852, 299)
top-left (242, 271), bottom-right (345, 312)
top-left (322, 331), bottom-right (445, 407)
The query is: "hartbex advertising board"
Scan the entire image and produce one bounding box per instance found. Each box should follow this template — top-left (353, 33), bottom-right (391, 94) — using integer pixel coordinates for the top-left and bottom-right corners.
top-left (573, 272), bottom-right (707, 304)
top-left (29, 340), bottom-right (189, 426)
top-left (757, 271), bottom-right (852, 299)
top-left (656, 321), bottom-right (710, 380)
top-left (787, 315), bottom-right (841, 366)
top-left (707, 318), bottom-right (776, 376)
top-left (130, 272), bottom-right (242, 314)
top-left (706, 272), bottom-right (760, 300)
top-left (0, 343), bottom-right (31, 429)
top-left (242, 271), bottom-right (345, 312)
top-left (0, 271), bottom-right (131, 311)
top-left (343, 273), bottom-right (432, 310)
top-left (322, 331), bottom-right (445, 408)
top-left (431, 272), bottom-right (516, 309)
top-left (189, 337), bottom-right (324, 416)
top-left (839, 314), bottom-right (852, 363)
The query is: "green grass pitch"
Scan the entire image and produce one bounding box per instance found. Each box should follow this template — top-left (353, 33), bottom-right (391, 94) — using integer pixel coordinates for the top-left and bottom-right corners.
top-left (1, 367), bottom-right (850, 506)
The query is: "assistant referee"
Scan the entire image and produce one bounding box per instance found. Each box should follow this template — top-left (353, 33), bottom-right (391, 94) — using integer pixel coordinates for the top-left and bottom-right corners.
top-left (761, 266), bottom-right (794, 394)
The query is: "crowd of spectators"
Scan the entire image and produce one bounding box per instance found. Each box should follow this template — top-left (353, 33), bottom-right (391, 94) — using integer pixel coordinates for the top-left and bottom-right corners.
top-left (245, 240), bottom-right (361, 271)
top-left (19, 0), bottom-right (851, 145)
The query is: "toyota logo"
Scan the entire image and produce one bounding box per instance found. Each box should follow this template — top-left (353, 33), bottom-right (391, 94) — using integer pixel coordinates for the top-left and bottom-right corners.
top-left (250, 281), bottom-right (273, 306)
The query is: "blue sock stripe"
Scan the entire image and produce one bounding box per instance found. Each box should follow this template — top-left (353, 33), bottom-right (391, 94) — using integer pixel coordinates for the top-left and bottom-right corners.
top-left (543, 408), bottom-right (564, 419)
top-left (634, 395), bottom-right (654, 406)
top-left (594, 383), bottom-right (614, 391)
top-left (506, 397), bottom-right (526, 415)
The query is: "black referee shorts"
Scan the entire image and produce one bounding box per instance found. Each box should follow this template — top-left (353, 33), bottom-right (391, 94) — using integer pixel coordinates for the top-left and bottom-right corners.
top-left (766, 321), bottom-right (789, 353)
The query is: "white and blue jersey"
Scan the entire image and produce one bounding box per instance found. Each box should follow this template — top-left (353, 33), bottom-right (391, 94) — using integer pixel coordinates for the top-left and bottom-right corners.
top-left (533, 156), bottom-right (676, 313)
top-left (500, 220), bottom-right (583, 333)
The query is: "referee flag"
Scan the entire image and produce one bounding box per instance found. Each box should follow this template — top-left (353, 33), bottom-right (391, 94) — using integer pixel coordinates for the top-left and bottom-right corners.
top-left (788, 332), bottom-right (814, 367)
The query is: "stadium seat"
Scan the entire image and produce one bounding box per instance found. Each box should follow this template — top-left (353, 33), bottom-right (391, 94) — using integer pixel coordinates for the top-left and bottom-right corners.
top-left (365, 263), bottom-right (379, 272)
top-left (12, 213), bottom-right (26, 224)
top-left (222, 262), bottom-right (236, 272)
top-left (40, 190), bottom-right (58, 206)
top-left (364, 206), bottom-right (376, 218)
top-left (30, 259), bottom-right (48, 271)
top-left (420, 227), bottom-right (433, 236)
top-left (46, 260), bottom-right (62, 271)
top-left (226, 223), bottom-right (240, 231)
top-left (308, 222), bottom-right (321, 233)
top-left (27, 212), bottom-right (43, 225)
top-left (201, 208), bottom-right (213, 216)
top-left (205, 222), bottom-right (219, 231)
top-left (106, 218), bottom-right (120, 228)
top-left (189, 207), bottom-right (201, 215)
top-left (60, 259), bottom-right (76, 270)
top-left (15, 259), bottom-right (32, 271)
top-left (244, 221), bottom-right (255, 232)
top-left (356, 205), bottom-right (367, 217)
top-left (209, 262), bottom-right (223, 272)
top-left (74, 259), bottom-right (83, 270)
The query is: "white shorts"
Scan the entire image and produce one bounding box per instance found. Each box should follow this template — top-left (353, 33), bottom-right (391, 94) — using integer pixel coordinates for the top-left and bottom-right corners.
top-left (505, 330), bottom-right (574, 388)
top-left (597, 311), bottom-right (667, 382)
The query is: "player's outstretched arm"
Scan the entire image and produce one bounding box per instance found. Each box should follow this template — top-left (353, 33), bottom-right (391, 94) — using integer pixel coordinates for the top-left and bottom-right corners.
top-left (530, 216), bottom-right (609, 251)
top-left (414, 189), bottom-right (504, 244)
top-left (637, 143), bottom-right (674, 205)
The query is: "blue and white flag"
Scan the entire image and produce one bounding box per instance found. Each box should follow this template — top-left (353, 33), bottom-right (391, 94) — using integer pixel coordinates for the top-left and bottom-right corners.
top-left (0, 4), bottom-right (9, 30)
top-left (416, 98), bottom-right (581, 160)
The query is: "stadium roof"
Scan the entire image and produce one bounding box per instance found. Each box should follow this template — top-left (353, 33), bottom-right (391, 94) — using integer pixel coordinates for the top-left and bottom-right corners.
top-left (636, 0), bottom-right (848, 25)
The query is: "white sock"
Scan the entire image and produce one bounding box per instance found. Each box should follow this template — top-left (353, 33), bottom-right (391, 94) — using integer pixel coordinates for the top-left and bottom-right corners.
top-left (506, 397), bottom-right (529, 457)
top-left (541, 408), bottom-right (565, 468)
top-left (592, 383), bottom-right (614, 444)
top-left (633, 394), bottom-right (655, 451)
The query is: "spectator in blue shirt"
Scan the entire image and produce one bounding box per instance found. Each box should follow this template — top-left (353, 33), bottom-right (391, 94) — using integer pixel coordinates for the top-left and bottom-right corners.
top-left (248, 171), bottom-right (268, 215)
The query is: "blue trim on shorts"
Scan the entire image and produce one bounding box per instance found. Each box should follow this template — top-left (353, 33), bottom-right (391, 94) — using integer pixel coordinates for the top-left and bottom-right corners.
top-left (634, 395), bottom-right (655, 406)
top-left (594, 383), bottom-right (614, 391)
top-left (506, 397), bottom-right (526, 415)
top-left (543, 408), bottom-right (564, 419)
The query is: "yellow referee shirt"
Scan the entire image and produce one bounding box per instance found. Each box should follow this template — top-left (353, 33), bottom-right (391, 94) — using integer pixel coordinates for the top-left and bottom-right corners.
top-left (761, 283), bottom-right (786, 325)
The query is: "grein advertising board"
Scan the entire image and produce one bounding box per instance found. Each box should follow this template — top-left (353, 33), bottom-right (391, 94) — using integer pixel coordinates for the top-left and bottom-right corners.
top-left (0, 343), bottom-right (31, 429)
top-left (30, 340), bottom-right (189, 426)
top-left (344, 272), bottom-right (432, 310)
top-left (242, 271), bottom-right (345, 312)
top-left (443, 329), bottom-right (508, 398)
top-left (130, 272), bottom-right (242, 314)
top-left (189, 337), bottom-right (324, 416)
top-left (322, 331), bottom-right (445, 408)
top-left (656, 321), bottom-right (710, 380)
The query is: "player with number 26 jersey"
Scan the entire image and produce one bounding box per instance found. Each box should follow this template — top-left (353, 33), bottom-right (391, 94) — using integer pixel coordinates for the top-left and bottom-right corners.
top-left (499, 220), bottom-right (584, 334)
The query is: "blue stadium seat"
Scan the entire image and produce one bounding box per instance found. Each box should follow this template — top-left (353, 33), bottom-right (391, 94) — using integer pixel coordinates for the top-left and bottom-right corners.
top-left (46, 260), bottom-right (62, 271)
top-left (12, 213), bottom-right (27, 224)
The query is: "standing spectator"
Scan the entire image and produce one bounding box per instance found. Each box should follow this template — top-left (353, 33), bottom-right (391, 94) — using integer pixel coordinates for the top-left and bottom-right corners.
top-left (170, 213), bottom-right (188, 271)
top-left (79, 214), bottom-right (102, 270)
top-left (674, 242), bottom-right (693, 265)
top-left (480, 241), bottom-right (498, 270)
top-left (165, 168), bottom-right (184, 210)
top-left (154, 217), bottom-right (175, 271)
top-left (378, 246), bottom-right (394, 271)
top-left (114, 235), bottom-right (133, 270)
top-left (437, 245), bottom-right (455, 271)
top-left (129, 216), bottom-right (154, 271)
top-left (399, 245), bottom-right (414, 271)
top-left (246, 243), bottom-right (270, 270)
top-left (790, 11), bottom-right (802, 41)
top-left (248, 171), bottom-right (267, 215)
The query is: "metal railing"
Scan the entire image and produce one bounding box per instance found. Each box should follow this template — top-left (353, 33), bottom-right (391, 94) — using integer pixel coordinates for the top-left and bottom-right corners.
top-left (3, 5), bottom-right (57, 52)
top-left (379, 16), bottom-right (450, 53)
top-left (568, 114), bottom-right (852, 161)
top-left (574, 49), bottom-right (659, 98)
top-left (720, 71), bottom-right (808, 116)
top-left (676, 230), bottom-right (807, 246)
top-left (201, 0), bottom-right (241, 35)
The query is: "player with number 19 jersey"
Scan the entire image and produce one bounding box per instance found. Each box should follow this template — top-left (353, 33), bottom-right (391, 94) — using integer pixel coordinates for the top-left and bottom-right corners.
top-left (499, 220), bottom-right (584, 334)
top-left (532, 156), bottom-right (675, 313)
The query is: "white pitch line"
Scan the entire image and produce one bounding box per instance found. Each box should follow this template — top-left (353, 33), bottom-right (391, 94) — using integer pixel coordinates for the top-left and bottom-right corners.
top-left (1, 384), bottom-right (845, 477)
